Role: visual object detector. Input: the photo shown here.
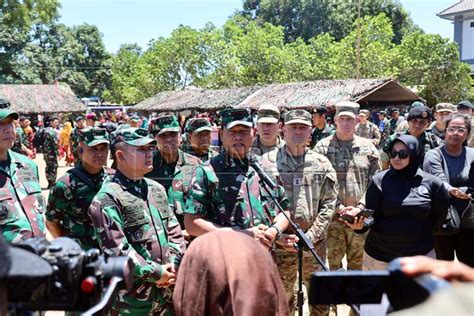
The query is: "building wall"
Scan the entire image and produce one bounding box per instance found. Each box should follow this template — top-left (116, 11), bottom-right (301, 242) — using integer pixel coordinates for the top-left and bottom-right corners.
top-left (462, 18), bottom-right (474, 61)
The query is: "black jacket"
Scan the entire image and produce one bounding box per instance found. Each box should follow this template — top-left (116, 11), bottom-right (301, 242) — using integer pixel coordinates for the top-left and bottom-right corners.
top-left (360, 168), bottom-right (449, 262)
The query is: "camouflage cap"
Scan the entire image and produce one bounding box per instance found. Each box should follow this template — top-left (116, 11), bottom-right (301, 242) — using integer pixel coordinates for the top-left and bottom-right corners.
top-left (284, 109), bottom-right (312, 126)
top-left (0, 96), bottom-right (19, 121)
top-left (75, 115), bottom-right (85, 122)
top-left (80, 127), bottom-right (110, 147)
top-left (257, 103), bottom-right (280, 124)
top-left (130, 115), bottom-right (140, 122)
top-left (410, 101), bottom-right (425, 110)
top-left (110, 127), bottom-right (156, 147)
top-left (185, 118), bottom-right (212, 134)
top-left (149, 115), bottom-right (180, 136)
top-left (335, 101), bottom-right (359, 118)
top-left (220, 108), bottom-right (254, 130)
top-left (435, 102), bottom-right (455, 113)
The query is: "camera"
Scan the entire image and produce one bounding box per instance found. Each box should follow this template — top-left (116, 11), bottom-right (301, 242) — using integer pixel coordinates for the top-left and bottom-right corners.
top-left (6, 237), bottom-right (134, 315)
top-left (309, 259), bottom-right (450, 312)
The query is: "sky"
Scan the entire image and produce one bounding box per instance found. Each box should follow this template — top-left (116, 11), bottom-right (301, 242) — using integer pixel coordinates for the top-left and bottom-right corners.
top-left (59, 0), bottom-right (457, 54)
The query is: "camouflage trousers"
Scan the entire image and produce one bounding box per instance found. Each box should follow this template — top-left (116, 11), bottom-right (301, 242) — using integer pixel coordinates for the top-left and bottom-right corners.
top-left (73, 150), bottom-right (81, 167)
top-left (275, 240), bottom-right (329, 316)
top-left (110, 286), bottom-right (174, 316)
top-left (44, 155), bottom-right (58, 186)
top-left (327, 219), bottom-right (367, 271)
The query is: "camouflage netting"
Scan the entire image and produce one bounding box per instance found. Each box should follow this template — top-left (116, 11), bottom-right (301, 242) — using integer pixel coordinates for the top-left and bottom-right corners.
top-left (0, 84), bottom-right (86, 114)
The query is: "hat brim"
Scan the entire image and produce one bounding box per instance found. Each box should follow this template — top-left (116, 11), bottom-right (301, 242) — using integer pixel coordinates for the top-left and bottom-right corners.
top-left (436, 109), bottom-right (454, 113)
top-left (157, 127), bottom-right (180, 135)
top-left (336, 112), bottom-right (356, 118)
top-left (225, 121), bottom-right (253, 130)
top-left (285, 119), bottom-right (312, 126)
top-left (7, 247), bottom-right (52, 280)
top-left (0, 109), bottom-right (19, 121)
top-left (87, 139), bottom-right (110, 147)
top-left (125, 137), bottom-right (156, 147)
top-left (192, 126), bottom-right (212, 133)
top-left (257, 117), bottom-right (279, 124)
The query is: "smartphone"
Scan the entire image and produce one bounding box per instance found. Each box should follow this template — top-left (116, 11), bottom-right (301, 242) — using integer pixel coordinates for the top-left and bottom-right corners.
top-left (340, 209), bottom-right (374, 224)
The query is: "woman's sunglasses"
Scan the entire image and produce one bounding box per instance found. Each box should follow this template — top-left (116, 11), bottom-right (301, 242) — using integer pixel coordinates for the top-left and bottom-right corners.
top-left (389, 149), bottom-right (409, 159)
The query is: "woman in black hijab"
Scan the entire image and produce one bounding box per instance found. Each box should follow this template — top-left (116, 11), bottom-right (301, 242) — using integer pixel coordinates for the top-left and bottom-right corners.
top-left (345, 135), bottom-right (449, 270)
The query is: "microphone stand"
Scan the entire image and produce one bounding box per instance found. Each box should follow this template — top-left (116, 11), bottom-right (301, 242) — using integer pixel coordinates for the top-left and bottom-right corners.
top-left (249, 159), bottom-right (360, 316)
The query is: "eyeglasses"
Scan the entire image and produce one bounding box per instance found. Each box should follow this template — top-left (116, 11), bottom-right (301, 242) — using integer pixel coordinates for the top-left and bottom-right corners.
top-left (389, 149), bottom-right (409, 159)
top-left (446, 127), bottom-right (467, 134)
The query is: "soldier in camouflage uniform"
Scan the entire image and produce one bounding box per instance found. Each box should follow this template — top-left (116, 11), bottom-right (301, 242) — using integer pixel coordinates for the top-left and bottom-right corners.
top-left (381, 106), bottom-right (440, 170)
top-left (46, 127), bottom-right (113, 250)
top-left (70, 115), bottom-right (85, 167)
top-left (185, 108), bottom-right (293, 250)
top-left (145, 115), bottom-right (202, 193)
top-left (314, 101), bottom-right (380, 271)
top-left (182, 118), bottom-right (218, 162)
top-left (11, 118), bottom-right (32, 156)
top-left (43, 117), bottom-right (60, 188)
top-left (427, 103), bottom-right (455, 141)
top-left (261, 110), bottom-right (338, 316)
top-left (251, 103), bottom-right (285, 156)
top-left (309, 105), bottom-right (335, 149)
top-left (89, 127), bottom-right (185, 316)
top-left (0, 98), bottom-right (47, 244)
top-left (355, 109), bottom-right (381, 147)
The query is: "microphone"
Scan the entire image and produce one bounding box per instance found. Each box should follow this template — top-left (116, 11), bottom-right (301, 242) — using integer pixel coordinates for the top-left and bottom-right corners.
top-left (247, 154), bottom-right (277, 190)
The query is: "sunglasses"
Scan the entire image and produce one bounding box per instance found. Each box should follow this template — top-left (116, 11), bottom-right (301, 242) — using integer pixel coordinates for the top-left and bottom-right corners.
top-left (389, 149), bottom-right (409, 159)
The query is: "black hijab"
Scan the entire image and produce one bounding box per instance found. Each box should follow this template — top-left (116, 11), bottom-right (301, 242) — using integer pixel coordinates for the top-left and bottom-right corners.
top-left (389, 134), bottom-right (421, 177)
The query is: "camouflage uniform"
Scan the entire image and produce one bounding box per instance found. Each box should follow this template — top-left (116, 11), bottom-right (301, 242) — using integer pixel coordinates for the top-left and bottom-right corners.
top-left (314, 102), bottom-right (380, 272)
top-left (47, 127), bottom-right (112, 250)
top-left (43, 126), bottom-right (59, 187)
top-left (11, 126), bottom-right (28, 155)
top-left (250, 135), bottom-right (285, 156)
top-left (0, 153), bottom-right (47, 243)
top-left (89, 128), bottom-right (185, 316)
top-left (181, 117), bottom-right (219, 162)
top-left (70, 126), bottom-right (83, 166)
top-left (185, 151), bottom-right (288, 229)
top-left (469, 116), bottom-right (474, 148)
top-left (262, 141), bottom-right (338, 315)
top-left (310, 125), bottom-right (335, 149)
top-left (355, 121), bottom-right (381, 146)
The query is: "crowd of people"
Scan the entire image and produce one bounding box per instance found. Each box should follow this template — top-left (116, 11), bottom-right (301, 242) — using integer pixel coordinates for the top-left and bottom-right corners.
top-left (1, 93), bottom-right (473, 315)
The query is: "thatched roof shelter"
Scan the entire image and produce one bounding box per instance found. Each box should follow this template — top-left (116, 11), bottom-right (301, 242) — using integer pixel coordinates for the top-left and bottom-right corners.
top-left (0, 84), bottom-right (86, 113)
top-left (236, 78), bottom-right (420, 110)
top-left (134, 78), bottom-right (420, 113)
top-left (134, 86), bottom-right (261, 112)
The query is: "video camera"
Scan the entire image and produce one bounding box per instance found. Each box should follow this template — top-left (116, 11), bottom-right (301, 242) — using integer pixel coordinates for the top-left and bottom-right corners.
top-left (309, 259), bottom-right (450, 312)
top-left (5, 237), bottom-right (134, 315)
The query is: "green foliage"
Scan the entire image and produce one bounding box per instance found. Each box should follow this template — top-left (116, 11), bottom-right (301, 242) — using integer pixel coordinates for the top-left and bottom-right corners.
top-left (393, 31), bottom-right (472, 104)
top-left (241, 0), bottom-right (419, 43)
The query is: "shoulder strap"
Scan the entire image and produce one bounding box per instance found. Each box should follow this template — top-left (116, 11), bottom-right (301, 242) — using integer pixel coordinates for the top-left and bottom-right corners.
top-left (68, 168), bottom-right (99, 191)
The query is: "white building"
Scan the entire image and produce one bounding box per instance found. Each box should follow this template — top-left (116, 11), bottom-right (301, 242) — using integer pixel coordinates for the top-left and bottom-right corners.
top-left (438, 0), bottom-right (474, 75)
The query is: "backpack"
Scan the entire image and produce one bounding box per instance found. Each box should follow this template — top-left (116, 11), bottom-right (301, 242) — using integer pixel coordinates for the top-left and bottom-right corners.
top-left (32, 128), bottom-right (45, 152)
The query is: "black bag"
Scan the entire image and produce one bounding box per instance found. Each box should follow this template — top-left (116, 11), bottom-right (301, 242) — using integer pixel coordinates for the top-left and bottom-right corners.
top-left (433, 198), bottom-right (461, 236)
top-left (32, 128), bottom-right (45, 153)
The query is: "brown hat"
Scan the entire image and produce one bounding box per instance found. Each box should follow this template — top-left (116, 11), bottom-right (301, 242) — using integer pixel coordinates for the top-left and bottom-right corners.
top-left (435, 103), bottom-right (455, 113)
top-left (257, 104), bottom-right (280, 124)
top-left (359, 109), bottom-right (370, 117)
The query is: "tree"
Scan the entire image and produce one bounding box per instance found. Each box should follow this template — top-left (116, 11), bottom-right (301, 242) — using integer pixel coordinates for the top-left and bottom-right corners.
top-left (241, 0), bottom-right (418, 44)
top-left (0, 0), bottom-right (60, 81)
top-left (393, 31), bottom-right (472, 105)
